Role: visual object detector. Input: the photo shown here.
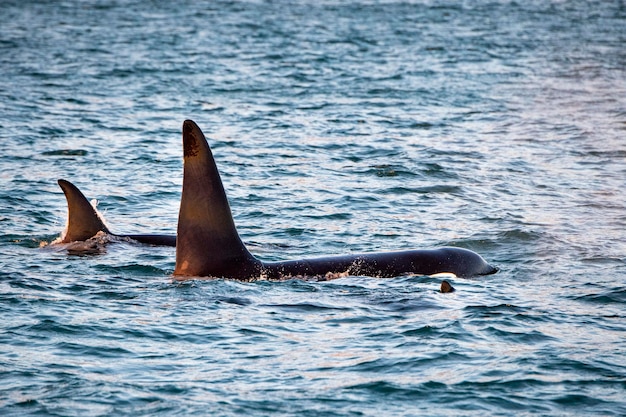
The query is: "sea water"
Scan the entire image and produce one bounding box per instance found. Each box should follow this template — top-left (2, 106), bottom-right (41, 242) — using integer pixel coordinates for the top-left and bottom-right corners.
top-left (1, 1), bottom-right (625, 415)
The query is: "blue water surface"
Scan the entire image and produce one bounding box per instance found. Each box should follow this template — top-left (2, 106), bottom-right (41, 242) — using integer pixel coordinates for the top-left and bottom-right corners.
top-left (1, 0), bottom-right (625, 416)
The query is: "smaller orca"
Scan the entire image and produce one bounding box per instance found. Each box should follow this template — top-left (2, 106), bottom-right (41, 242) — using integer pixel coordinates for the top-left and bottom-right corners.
top-left (57, 179), bottom-right (176, 247)
top-left (174, 120), bottom-right (497, 280)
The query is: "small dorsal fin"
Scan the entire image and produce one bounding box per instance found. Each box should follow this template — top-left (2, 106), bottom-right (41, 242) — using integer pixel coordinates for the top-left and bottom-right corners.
top-left (174, 120), bottom-right (260, 278)
top-left (58, 179), bottom-right (110, 242)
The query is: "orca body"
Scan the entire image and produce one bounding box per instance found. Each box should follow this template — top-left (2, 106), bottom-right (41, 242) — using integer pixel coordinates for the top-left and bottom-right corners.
top-left (174, 120), bottom-right (497, 280)
top-left (57, 179), bottom-right (177, 247)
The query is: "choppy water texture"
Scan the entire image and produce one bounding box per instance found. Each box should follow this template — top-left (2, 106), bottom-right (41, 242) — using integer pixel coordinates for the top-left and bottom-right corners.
top-left (1, 0), bottom-right (625, 415)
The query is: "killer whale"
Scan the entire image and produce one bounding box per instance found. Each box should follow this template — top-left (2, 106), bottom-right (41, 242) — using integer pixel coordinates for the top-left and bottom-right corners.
top-left (55, 121), bottom-right (497, 279)
top-left (174, 120), bottom-right (497, 280)
top-left (59, 179), bottom-right (493, 279)
top-left (57, 179), bottom-right (176, 246)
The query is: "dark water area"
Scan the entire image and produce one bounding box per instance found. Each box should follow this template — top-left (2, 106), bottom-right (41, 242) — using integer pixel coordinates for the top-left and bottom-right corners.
top-left (1, 0), bottom-right (625, 415)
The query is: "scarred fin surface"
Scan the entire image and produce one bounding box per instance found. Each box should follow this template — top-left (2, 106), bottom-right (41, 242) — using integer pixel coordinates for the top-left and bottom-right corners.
top-left (57, 179), bottom-right (110, 242)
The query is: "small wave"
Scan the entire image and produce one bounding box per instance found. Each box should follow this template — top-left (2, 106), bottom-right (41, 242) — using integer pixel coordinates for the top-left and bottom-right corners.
top-left (484, 326), bottom-right (557, 343)
top-left (463, 303), bottom-right (528, 318)
top-left (94, 263), bottom-right (169, 277)
top-left (260, 301), bottom-right (351, 313)
top-left (55, 341), bottom-right (133, 358)
top-left (381, 185), bottom-right (462, 195)
top-left (217, 296), bottom-right (253, 306)
top-left (573, 288), bottom-right (626, 305)
top-left (41, 149), bottom-right (88, 156)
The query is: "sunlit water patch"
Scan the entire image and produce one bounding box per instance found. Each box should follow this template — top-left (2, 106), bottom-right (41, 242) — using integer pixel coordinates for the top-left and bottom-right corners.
top-left (1, 0), bottom-right (625, 415)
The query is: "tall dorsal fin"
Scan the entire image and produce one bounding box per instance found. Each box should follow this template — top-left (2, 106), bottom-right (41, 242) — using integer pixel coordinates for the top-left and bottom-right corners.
top-left (174, 120), bottom-right (260, 278)
top-left (57, 179), bottom-right (110, 242)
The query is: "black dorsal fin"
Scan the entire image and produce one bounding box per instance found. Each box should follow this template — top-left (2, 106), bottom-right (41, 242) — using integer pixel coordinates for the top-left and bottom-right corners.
top-left (174, 120), bottom-right (260, 278)
top-left (57, 179), bottom-right (110, 242)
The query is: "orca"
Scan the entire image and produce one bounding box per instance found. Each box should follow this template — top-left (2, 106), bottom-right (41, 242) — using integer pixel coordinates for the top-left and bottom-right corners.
top-left (174, 120), bottom-right (497, 280)
top-left (57, 179), bottom-right (176, 246)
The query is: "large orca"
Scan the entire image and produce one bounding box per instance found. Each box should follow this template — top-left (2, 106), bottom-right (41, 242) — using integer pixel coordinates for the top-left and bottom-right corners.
top-left (174, 120), bottom-right (497, 280)
top-left (57, 179), bottom-right (176, 246)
